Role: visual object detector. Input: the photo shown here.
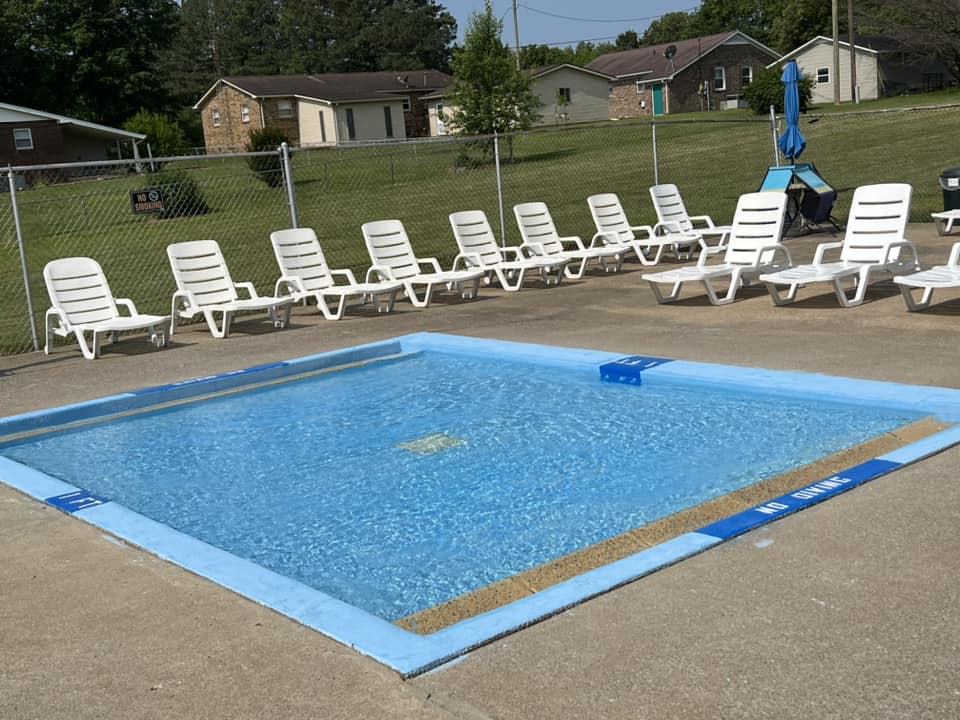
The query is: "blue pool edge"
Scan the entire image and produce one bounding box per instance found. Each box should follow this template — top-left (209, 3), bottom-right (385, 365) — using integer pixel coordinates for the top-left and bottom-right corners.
top-left (3, 332), bottom-right (960, 677)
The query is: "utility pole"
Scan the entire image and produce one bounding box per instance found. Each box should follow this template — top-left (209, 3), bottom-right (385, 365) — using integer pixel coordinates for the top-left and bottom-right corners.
top-left (832, 0), bottom-right (840, 104)
top-left (848, 0), bottom-right (858, 103)
top-left (513, 0), bottom-right (521, 70)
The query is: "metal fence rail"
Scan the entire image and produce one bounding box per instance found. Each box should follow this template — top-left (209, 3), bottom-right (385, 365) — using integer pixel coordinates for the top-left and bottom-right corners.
top-left (2, 104), bottom-right (957, 356)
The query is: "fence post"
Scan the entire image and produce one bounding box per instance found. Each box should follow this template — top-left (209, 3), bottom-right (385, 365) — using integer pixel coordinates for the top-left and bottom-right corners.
top-left (494, 132), bottom-right (507, 246)
top-left (651, 123), bottom-right (659, 186)
top-left (8, 166), bottom-right (40, 351)
top-left (280, 142), bottom-right (299, 228)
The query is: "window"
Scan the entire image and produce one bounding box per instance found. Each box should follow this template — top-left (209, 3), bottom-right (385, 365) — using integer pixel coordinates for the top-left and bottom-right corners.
top-left (436, 103), bottom-right (447, 135)
top-left (278, 100), bottom-right (293, 118)
top-left (383, 106), bottom-right (393, 138)
top-left (740, 66), bottom-right (753, 87)
top-left (240, 105), bottom-right (250, 123)
top-left (13, 128), bottom-right (33, 150)
top-left (345, 108), bottom-right (356, 140)
top-left (402, 96), bottom-right (411, 111)
top-left (713, 66), bottom-right (726, 91)
top-left (635, 80), bottom-right (643, 94)
top-left (557, 87), bottom-right (571, 103)
top-left (816, 67), bottom-right (830, 84)
top-left (211, 109), bottom-right (221, 127)
top-left (319, 111), bottom-right (327, 143)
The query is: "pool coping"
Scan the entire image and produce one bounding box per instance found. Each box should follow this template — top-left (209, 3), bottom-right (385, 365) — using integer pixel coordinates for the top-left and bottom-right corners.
top-left (2, 332), bottom-right (960, 677)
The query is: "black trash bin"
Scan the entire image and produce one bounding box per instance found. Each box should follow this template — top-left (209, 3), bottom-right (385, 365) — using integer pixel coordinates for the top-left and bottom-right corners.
top-left (940, 166), bottom-right (960, 211)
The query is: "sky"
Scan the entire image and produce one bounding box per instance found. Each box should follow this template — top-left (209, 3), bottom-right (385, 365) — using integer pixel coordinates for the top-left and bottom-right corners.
top-left (441, 1), bottom-right (703, 48)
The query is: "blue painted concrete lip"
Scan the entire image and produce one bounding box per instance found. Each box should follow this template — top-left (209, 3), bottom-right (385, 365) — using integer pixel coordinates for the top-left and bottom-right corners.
top-left (2, 333), bottom-right (960, 676)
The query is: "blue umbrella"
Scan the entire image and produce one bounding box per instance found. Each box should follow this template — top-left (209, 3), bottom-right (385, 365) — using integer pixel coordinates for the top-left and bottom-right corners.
top-left (778, 60), bottom-right (806, 162)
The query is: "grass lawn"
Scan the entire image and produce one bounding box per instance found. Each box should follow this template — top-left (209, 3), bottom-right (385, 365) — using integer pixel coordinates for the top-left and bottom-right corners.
top-left (2, 97), bottom-right (958, 355)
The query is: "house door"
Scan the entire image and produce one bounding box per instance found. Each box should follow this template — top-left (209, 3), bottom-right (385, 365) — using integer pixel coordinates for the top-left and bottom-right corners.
top-left (652, 84), bottom-right (665, 115)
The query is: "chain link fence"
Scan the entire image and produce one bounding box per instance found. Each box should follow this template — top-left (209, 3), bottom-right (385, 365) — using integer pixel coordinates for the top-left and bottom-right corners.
top-left (2, 103), bottom-right (957, 356)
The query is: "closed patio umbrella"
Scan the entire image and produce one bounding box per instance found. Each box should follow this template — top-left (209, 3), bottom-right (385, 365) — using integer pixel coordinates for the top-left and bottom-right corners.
top-left (778, 60), bottom-right (806, 162)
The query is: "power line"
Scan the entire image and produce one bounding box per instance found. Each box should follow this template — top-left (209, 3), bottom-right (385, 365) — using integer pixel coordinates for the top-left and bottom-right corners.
top-left (518, 3), bottom-right (700, 24)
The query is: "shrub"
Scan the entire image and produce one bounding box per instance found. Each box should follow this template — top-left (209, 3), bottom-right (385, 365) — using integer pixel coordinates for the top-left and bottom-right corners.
top-left (245, 127), bottom-right (290, 187)
top-left (123, 110), bottom-right (188, 167)
top-left (744, 67), bottom-right (814, 114)
top-left (147, 170), bottom-right (209, 219)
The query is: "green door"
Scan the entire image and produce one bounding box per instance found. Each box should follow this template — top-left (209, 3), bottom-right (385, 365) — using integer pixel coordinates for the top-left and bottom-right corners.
top-left (652, 84), bottom-right (665, 115)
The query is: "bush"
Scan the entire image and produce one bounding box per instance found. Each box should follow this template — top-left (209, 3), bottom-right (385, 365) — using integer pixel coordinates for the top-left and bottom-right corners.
top-left (123, 110), bottom-right (188, 167)
top-left (744, 67), bottom-right (814, 114)
top-left (245, 127), bottom-right (290, 187)
top-left (147, 170), bottom-right (209, 219)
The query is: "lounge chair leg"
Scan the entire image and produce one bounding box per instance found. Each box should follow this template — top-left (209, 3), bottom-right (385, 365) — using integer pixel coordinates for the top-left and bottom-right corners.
top-left (898, 284), bottom-right (934, 311)
top-left (763, 282), bottom-right (799, 306)
top-left (564, 258), bottom-right (587, 280)
top-left (76, 331), bottom-right (96, 360)
top-left (648, 280), bottom-right (682, 304)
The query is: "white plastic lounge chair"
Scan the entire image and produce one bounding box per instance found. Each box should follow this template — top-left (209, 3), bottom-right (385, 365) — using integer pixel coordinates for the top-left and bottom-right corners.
top-left (587, 193), bottom-right (695, 266)
top-left (649, 183), bottom-right (732, 252)
top-left (449, 210), bottom-right (568, 290)
top-left (894, 241), bottom-right (960, 311)
top-left (759, 183), bottom-right (918, 308)
top-left (167, 240), bottom-right (292, 338)
top-left (43, 257), bottom-right (168, 359)
top-left (513, 201), bottom-right (624, 279)
top-left (361, 219), bottom-right (484, 307)
top-left (641, 192), bottom-right (791, 305)
top-left (270, 228), bottom-right (402, 319)
top-left (931, 209), bottom-right (960, 235)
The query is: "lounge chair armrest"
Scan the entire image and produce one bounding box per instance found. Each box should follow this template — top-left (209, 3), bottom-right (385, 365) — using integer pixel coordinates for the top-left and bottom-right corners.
top-left (520, 241), bottom-right (548, 257)
top-left (365, 264), bottom-right (395, 283)
top-left (418, 257), bottom-right (443, 273)
top-left (882, 239), bottom-right (919, 266)
top-left (560, 235), bottom-right (588, 250)
top-left (591, 231), bottom-right (620, 246)
top-left (234, 281), bottom-right (260, 298)
top-left (500, 246), bottom-right (523, 260)
top-left (453, 252), bottom-right (482, 270)
top-left (274, 274), bottom-right (307, 296)
top-left (628, 224), bottom-right (655, 238)
top-left (45, 306), bottom-right (68, 331)
top-left (653, 221), bottom-right (683, 236)
top-left (114, 298), bottom-right (138, 315)
top-left (688, 215), bottom-right (716, 229)
top-left (330, 268), bottom-right (359, 285)
top-left (695, 245), bottom-right (726, 267)
top-left (948, 241), bottom-right (960, 266)
top-left (753, 243), bottom-right (793, 267)
top-left (812, 241), bottom-right (844, 264)
top-left (172, 288), bottom-right (199, 312)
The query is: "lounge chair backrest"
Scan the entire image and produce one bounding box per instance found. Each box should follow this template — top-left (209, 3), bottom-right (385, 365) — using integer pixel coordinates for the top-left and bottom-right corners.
top-left (270, 228), bottom-right (336, 292)
top-left (587, 194), bottom-right (637, 242)
top-left (513, 202), bottom-right (563, 254)
top-left (167, 240), bottom-right (239, 307)
top-left (723, 192), bottom-right (789, 266)
top-left (44, 257), bottom-right (120, 326)
top-left (361, 220), bottom-right (421, 281)
top-left (650, 184), bottom-right (694, 233)
top-left (840, 183), bottom-right (912, 263)
top-left (449, 210), bottom-right (503, 266)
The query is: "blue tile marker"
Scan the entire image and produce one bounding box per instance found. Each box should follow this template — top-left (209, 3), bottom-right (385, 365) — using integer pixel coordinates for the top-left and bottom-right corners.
top-left (600, 355), bottom-right (673, 384)
top-left (45, 490), bottom-right (110, 513)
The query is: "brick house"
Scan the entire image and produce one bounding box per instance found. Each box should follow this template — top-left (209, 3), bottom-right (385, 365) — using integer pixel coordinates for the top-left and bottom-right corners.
top-left (587, 31), bottom-right (781, 118)
top-left (194, 71), bottom-right (453, 152)
top-left (0, 102), bottom-right (146, 176)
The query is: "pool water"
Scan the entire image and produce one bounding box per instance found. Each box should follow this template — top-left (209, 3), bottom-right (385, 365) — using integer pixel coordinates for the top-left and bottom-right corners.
top-left (0, 351), bottom-right (920, 621)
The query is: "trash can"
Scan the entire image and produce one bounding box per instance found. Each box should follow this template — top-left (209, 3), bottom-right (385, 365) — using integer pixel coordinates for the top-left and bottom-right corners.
top-left (940, 167), bottom-right (960, 211)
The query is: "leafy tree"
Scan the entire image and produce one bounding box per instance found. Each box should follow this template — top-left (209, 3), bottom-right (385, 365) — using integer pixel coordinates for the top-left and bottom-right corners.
top-left (743, 66), bottom-right (813, 114)
top-left (857, 0), bottom-right (960, 80)
top-left (641, 11), bottom-right (696, 46)
top-left (517, 44), bottom-right (577, 70)
top-left (615, 30), bottom-right (641, 51)
top-left (2, 0), bottom-right (180, 125)
top-left (446, 1), bottom-right (541, 137)
top-left (692, 0), bottom-right (781, 49)
top-left (124, 110), bottom-right (188, 161)
top-left (769, 0), bottom-right (837, 55)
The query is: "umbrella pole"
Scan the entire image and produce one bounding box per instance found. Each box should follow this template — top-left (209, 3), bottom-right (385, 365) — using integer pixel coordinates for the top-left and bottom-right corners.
top-left (769, 105), bottom-right (781, 165)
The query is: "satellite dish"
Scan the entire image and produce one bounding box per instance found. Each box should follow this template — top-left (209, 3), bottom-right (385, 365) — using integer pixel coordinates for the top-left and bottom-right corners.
top-left (664, 45), bottom-right (677, 60)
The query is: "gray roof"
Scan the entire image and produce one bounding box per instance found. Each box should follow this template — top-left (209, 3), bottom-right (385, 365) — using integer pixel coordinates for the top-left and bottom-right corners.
top-left (588, 31), bottom-right (779, 81)
top-left (195, 71), bottom-right (453, 108)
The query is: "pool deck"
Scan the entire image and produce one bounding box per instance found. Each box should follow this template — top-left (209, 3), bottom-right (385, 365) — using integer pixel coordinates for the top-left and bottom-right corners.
top-left (2, 222), bottom-right (959, 719)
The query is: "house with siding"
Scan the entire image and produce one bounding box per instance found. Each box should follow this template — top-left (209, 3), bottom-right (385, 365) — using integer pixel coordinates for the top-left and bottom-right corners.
top-left (587, 31), bottom-right (781, 117)
top-left (0, 102), bottom-right (145, 173)
top-left (424, 63), bottom-right (615, 136)
top-left (194, 71), bottom-right (453, 152)
top-left (772, 35), bottom-right (954, 104)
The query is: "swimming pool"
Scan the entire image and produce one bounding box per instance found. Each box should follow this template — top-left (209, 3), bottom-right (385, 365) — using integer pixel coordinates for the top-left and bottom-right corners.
top-left (2, 333), bottom-right (960, 675)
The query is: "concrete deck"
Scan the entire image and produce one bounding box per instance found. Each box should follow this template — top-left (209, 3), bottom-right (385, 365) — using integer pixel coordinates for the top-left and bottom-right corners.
top-left (2, 224), bottom-right (959, 719)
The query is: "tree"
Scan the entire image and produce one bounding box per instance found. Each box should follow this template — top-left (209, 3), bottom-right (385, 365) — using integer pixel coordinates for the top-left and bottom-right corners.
top-left (124, 111), bottom-right (188, 161)
top-left (641, 11), bottom-right (696, 46)
top-left (692, 0), bottom-right (781, 49)
top-left (615, 30), bottom-right (641, 51)
top-left (743, 66), bottom-right (813, 114)
top-left (858, 0), bottom-right (960, 81)
top-left (517, 44), bottom-right (576, 70)
top-left (2, 0), bottom-right (180, 125)
top-left (769, 0), bottom-right (837, 55)
top-left (446, 2), bottom-right (541, 137)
